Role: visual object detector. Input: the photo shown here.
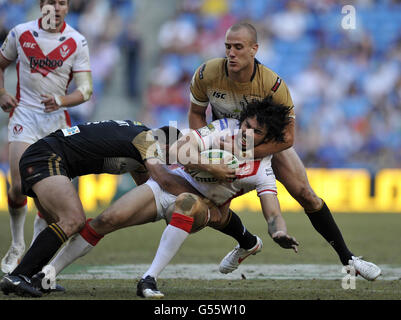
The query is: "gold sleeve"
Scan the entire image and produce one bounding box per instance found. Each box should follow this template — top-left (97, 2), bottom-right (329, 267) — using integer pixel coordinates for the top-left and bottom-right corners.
top-left (189, 63), bottom-right (209, 107)
top-left (132, 131), bottom-right (164, 162)
top-left (270, 77), bottom-right (296, 118)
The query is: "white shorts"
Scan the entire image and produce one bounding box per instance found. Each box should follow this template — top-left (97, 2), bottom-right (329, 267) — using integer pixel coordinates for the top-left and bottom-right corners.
top-left (145, 178), bottom-right (177, 221)
top-left (8, 107), bottom-right (71, 144)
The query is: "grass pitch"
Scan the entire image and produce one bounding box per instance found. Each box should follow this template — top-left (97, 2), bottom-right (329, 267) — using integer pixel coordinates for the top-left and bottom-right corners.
top-left (0, 210), bottom-right (400, 300)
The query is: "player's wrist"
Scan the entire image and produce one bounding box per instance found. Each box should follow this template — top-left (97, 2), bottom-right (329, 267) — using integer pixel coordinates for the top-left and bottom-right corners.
top-left (272, 230), bottom-right (286, 238)
top-left (54, 95), bottom-right (65, 107)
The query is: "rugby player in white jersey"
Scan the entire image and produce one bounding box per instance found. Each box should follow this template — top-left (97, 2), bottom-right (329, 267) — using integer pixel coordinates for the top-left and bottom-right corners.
top-left (0, 0), bottom-right (92, 273)
top-left (36, 98), bottom-right (298, 298)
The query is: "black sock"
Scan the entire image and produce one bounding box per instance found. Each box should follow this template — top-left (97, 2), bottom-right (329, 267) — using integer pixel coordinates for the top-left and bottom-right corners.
top-left (217, 210), bottom-right (256, 249)
top-left (305, 201), bottom-right (353, 265)
top-left (11, 223), bottom-right (67, 278)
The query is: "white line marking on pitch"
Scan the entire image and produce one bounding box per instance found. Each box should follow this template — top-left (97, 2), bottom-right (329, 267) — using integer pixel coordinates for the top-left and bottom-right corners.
top-left (58, 264), bottom-right (401, 281)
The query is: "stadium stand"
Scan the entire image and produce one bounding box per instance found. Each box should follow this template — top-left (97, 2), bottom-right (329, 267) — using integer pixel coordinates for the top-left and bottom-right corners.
top-left (0, 0), bottom-right (400, 175)
top-left (143, 0), bottom-right (401, 174)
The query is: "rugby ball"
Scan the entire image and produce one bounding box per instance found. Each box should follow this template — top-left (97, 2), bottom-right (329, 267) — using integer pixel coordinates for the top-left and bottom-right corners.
top-left (187, 149), bottom-right (239, 183)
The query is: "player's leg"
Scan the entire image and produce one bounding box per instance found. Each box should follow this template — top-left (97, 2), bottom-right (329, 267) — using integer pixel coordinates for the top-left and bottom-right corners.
top-left (217, 210), bottom-right (263, 274)
top-left (272, 147), bottom-right (381, 280)
top-left (213, 207), bottom-right (262, 266)
top-left (138, 192), bottom-right (209, 298)
top-left (9, 175), bottom-right (85, 279)
top-left (272, 147), bottom-right (354, 264)
top-left (26, 111), bottom-right (71, 255)
top-left (212, 198), bottom-right (259, 248)
top-left (28, 199), bottom-right (56, 247)
top-left (1, 175), bottom-right (87, 297)
top-left (1, 141), bottom-right (30, 274)
top-left (49, 183), bottom-right (160, 275)
top-left (29, 212), bottom-right (50, 247)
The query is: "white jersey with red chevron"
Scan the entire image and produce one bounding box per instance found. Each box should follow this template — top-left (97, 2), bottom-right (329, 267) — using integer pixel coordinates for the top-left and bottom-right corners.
top-left (172, 118), bottom-right (277, 206)
top-left (0, 19), bottom-right (91, 112)
top-left (174, 158), bottom-right (276, 207)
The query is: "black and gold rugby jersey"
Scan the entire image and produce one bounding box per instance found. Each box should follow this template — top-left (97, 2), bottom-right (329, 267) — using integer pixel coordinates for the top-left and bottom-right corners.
top-left (42, 120), bottom-right (161, 178)
top-left (190, 58), bottom-right (295, 120)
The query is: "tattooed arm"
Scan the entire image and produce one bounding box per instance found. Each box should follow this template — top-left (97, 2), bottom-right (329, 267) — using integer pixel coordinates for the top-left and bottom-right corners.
top-left (260, 193), bottom-right (299, 253)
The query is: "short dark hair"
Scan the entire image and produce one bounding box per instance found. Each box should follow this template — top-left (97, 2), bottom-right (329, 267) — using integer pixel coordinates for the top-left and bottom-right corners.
top-left (239, 97), bottom-right (292, 143)
top-left (154, 126), bottom-right (182, 146)
top-left (228, 22), bottom-right (258, 44)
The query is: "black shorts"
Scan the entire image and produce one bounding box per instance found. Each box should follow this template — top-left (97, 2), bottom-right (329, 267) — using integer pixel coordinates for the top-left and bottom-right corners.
top-left (20, 139), bottom-right (68, 198)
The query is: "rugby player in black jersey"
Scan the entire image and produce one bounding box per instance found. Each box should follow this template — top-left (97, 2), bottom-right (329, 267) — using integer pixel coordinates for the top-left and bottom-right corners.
top-left (0, 119), bottom-right (230, 297)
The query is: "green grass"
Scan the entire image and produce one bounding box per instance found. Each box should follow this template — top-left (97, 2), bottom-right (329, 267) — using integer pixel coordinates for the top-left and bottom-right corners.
top-left (1, 279), bottom-right (400, 300)
top-left (1, 210), bottom-right (400, 300)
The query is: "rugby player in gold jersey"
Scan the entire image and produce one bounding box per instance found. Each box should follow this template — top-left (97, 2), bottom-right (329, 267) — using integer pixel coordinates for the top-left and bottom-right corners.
top-left (188, 22), bottom-right (381, 280)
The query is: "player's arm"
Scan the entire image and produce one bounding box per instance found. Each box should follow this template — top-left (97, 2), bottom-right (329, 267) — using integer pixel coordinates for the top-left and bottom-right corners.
top-left (259, 193), bottom-right (299, 252)
top-left (132, 130), bottom-right (215, 198)
top-left (188, 62), bottom-right (209, 129)
top-left (144, 159), bottom-right (208, 197)
top-left (41, 71), bottom-right (93, 113)
top-left (129, 167), bottom-right (149, 186)
top-left (253, 117), bottom-right (294, 158)
top-left (169, 129), bottom-right (236, 182)
top-left (188, 102), bottom-right (208, 129)
top-left (0, 52), bottom-right (18, 113)
top-left (252, 77), bottom-right (296, 158)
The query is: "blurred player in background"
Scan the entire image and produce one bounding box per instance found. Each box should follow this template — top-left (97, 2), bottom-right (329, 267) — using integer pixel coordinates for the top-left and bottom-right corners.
top-left (188, 22), bottom-right (381, 280)
top-left (0, 0), bottom-right (93, 273)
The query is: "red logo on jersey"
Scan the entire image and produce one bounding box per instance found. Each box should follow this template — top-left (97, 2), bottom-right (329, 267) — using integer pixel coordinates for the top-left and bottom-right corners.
top-left (60, 45), bottom-right (70, 58)
top-left (19, 30), bottom-right (77, 77)
top-left (13, 124), bottom-right (23, 135)
top-left (235, 160), bottom-right (261, 179)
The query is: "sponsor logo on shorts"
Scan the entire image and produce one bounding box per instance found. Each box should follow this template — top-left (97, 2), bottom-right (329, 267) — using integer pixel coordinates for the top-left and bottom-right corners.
top-left (62, 126), bottom-right (80, 136)
top-left (13, 124), bottom-right (23, 135)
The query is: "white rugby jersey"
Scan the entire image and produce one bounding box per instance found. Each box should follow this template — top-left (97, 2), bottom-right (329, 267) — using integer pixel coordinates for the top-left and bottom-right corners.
top-left (173, 118), bottom-right (276, 206)
top-left (0, 19), bottom-right (91, 112)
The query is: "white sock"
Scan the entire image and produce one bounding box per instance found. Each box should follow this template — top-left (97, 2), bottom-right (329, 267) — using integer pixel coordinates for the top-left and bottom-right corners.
top-left (8, 204), bottom-right (28, 248)
top-left (49, 233), bottom-right (94, 275)
top-left (29, 213), bottom-right (48, 247)
top-left (143, 225), bottom-right (189, 279)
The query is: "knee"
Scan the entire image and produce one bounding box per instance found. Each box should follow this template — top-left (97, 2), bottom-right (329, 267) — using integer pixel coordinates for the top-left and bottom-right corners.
top-left (296, 185), bottom-right (321, 211)
top-left (8, 182), bottom-right (25, 201)
top-left (60, 213), bottom-right (86, 237)
top-left (207, 208), bottom-right (228, 229)
top-left (175, 193), bottom-right (199, 213)
top-left (93, 210), bottom-right (119, 233)
top-left (174, 193), bottom-right (209, 233)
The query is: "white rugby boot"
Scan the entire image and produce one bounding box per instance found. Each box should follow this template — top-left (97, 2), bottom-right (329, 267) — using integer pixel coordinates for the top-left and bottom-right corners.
top-left (1, 243), bottom-right (25, 274)
top-left (348, 256), bottom-right (381, 281)
top-left (219, 236), bottom-right (263, 274)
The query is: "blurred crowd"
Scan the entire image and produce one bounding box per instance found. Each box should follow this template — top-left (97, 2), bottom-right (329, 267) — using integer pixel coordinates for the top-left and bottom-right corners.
top-left (1, 0), bottom-right (401, 173)
top-left (144, 0), bottom-right (401, 173)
